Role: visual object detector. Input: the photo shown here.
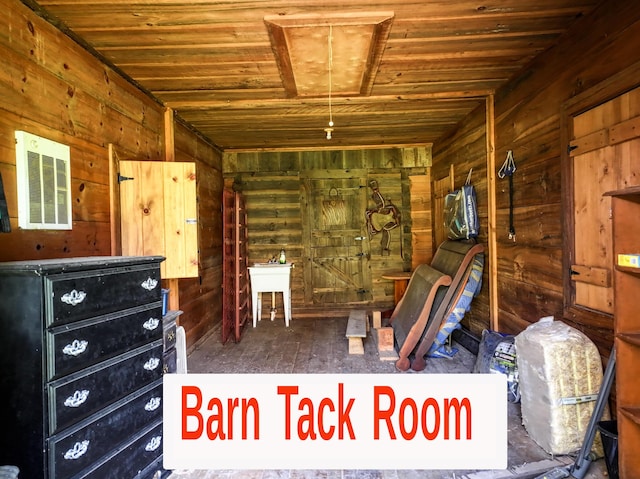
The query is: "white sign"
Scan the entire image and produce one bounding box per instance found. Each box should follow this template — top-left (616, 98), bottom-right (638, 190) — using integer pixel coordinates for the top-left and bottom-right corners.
top-left (163, 373), bottom-right (507, 470)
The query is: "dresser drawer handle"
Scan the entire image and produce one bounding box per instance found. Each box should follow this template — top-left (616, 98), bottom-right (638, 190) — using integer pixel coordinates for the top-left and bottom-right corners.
top-left (167, 330), bottom-right (176, 341)
top-left (61, 289), bottom-right (87, 306)
top-left (64, 390), bottom-right (90, 408)
top-left (145, 435), bottom-right (162, 452)
top-left (64, 440), bottom-right (90, 460)
top-left (141, 277), bottom-right (158, 291)
top-left (62, 339), bottom-right (88, 356)
top-left (143, 317), bottom-right (160, 331)
top-left (144, 357), bottom-right (161, 371)
top-left (145, 396), bottom-right (161, 412)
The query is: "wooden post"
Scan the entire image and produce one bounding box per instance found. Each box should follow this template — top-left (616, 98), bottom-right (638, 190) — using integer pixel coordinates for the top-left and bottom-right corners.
top-left (486, 95), bottom-right (499, 331)
top-left (164, 107), bottom-right (175, 163)
top-left (108, 143), bottom-right (118, 256)
top-left (164, 107), bottom-right (180, 312)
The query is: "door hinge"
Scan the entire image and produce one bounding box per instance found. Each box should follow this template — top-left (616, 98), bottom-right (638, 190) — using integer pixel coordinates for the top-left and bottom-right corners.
top-left (567, 144), bottom-right (578, 154)
top-left (118, 173), bottom-right (135, 183)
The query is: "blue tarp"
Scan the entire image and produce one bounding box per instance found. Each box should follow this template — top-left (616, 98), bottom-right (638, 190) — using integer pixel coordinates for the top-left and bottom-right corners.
top-left (427, 254), bottom-right (484, 358)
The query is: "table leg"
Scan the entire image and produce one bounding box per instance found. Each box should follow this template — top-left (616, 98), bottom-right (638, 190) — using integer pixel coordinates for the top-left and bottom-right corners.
top-left (270, 291), bottom-right (276, 320)
top-left (257, 292), bottom-right (263, 323)
top-left (394, 279), bottom-right (410, 304)
top-left (252, 290), bottom-right (258, 327)
top-left (283, 288), bottom-right (291, 327)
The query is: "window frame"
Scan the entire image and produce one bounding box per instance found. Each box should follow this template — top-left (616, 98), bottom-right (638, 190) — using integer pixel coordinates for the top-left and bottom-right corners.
top-left (15, 131), bottom-right (72, 230)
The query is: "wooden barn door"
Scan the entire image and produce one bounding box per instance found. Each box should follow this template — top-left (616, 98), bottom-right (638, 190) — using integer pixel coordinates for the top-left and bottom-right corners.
top-left (301, 173), bottom-right (372, 306)
top-left (432, 165), bottom-right (455, 251)
top-left (566, 86), bottom-right (640, 323)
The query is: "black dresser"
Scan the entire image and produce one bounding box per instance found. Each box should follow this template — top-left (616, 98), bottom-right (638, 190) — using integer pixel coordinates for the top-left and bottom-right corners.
top-left (0, 256), bottom-right (169, 479)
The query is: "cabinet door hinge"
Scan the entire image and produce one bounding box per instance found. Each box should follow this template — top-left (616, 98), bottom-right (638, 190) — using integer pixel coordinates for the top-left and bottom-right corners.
top-left (117, 173), bottom-right (135, 183)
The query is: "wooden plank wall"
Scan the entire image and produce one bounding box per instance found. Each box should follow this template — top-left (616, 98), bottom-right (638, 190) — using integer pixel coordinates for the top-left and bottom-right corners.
top-left (430, 112), bottom-right (490, 337)
top-left (431, 0), bottom-right (640, 357)
top-left (0, 0), bottom-right (223, 349)
top-left (223, 147), bottom-right (431, 314)
top-left (367, 170), bottom-right (403, 303)
top-left (173, 121), bottom-right (224, 348)
top-left (0, 0), bottom-right (162, 259)
top-left (409, 173), bottom-right (433, 269)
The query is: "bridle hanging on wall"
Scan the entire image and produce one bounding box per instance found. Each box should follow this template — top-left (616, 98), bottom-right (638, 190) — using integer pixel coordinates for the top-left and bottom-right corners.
top-left (498, 150), bottom-right (517, 241)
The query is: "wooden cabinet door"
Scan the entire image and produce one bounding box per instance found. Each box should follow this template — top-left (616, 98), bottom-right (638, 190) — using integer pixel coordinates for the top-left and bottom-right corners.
top-left (302, 175), bottom-right (371, 305)
top-left (566, 86), bottom-right (640, 319)
top-left (120, 161), bottom-right (198, 279)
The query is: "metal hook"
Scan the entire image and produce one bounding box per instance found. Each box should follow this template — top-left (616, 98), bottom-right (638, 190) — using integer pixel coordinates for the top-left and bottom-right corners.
top-left (498, 150), bottom-right (517, 178)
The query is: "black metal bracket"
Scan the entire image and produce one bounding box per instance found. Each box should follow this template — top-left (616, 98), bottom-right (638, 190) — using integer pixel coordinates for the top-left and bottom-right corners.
top-left (117, 173), bottom-right (135, 183)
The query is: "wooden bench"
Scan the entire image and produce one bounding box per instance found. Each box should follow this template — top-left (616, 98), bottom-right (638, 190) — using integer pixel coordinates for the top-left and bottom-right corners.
top-left (345, 310), bottom-right (368, 354)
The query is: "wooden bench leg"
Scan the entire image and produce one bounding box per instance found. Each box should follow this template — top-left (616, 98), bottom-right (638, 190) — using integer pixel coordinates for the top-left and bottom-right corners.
top-left (345, 310), bottom-right (367, 355)
top-left (348, 337), bottom-right (365, 355)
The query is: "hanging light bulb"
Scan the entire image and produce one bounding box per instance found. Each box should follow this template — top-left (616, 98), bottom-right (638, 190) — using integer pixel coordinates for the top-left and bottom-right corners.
top-left (324, 126), bottom-right (333, 140)
top-left (324, 25), bottom-right (334, 140)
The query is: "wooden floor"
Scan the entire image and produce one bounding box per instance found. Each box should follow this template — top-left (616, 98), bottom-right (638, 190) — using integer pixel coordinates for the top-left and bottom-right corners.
top-left (168, 316), bottom-right (608, 479)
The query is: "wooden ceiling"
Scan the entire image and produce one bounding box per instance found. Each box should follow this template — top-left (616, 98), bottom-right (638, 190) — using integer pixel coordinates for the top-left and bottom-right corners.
top-left (28, 0), bottom-right (601, 151)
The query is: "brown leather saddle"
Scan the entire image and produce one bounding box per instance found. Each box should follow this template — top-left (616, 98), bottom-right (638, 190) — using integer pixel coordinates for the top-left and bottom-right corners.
top-left (365, 180), bottom-right (401, 255)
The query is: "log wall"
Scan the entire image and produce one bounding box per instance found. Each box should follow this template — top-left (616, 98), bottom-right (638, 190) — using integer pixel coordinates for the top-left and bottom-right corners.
top-left (0, 0), bottom-right (223, 348)
top-left (430, 107), bottom-right (490, 337)
top-left (224, 148), bottom-right (431, 314)
top-left (432, 0), bottom-right (640, 357)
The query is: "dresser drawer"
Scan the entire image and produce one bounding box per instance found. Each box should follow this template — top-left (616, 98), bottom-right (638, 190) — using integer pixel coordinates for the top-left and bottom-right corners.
top-left (136, 454), bottom-right (170, 479)
top-left (71, 420), bottom-right (164, 479)
top-left (49, 340), bottom-right (163, 432)
top-left (163, 318), bottom-right (177, 353)
top-left (48, 381), bottom-right (163, 479)
top-left (163, 347), bottom-right (177, 374)
top-left (46, 264), bottom-right (161, 325)
top-left (48, 304), bottom-right (163, 379)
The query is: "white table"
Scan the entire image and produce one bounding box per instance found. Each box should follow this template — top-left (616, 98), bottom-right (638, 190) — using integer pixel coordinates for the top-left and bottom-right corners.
top-left (248, 263), bottom-right (292, 327)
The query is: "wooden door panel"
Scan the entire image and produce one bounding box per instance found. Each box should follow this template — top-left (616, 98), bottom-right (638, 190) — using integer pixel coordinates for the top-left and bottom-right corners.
top-left (409, 174), bottom-right (433, 268)
top-left (303, 176), bottom-right (371, 306)
top-left (119, 161), bottom-right (198, 279)
top-left (572, 147), bottom-right (615, 313)
top-left (568, 86), bottom-right (640, 318)
top-left (432, 165), bottom-right (454, 250)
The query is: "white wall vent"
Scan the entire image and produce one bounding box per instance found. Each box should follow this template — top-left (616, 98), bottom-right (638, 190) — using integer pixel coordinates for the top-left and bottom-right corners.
top-left (15, 131), bottom-right (72, 230)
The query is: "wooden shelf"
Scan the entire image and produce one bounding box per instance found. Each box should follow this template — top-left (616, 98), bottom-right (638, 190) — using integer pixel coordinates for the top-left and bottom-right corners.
top-left (620, 407), bottom-right (640, 426)
top-left (617, 332), bottom-right (640, 347)
top-left (608, 187), bottom-right (640, 479)
top-left (222, 189), bottom-right (251, 344)
top-left (616, 264), bottom-right (640, 275)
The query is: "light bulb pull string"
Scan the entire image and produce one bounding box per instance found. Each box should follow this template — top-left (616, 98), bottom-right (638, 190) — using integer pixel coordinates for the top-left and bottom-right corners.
top-left (328, 24), bottom-right (333, 127)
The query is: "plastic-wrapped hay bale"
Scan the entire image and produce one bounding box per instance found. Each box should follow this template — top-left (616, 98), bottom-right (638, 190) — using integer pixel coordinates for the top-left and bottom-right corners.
top-left (515, 316), bottom-right (608, 455)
